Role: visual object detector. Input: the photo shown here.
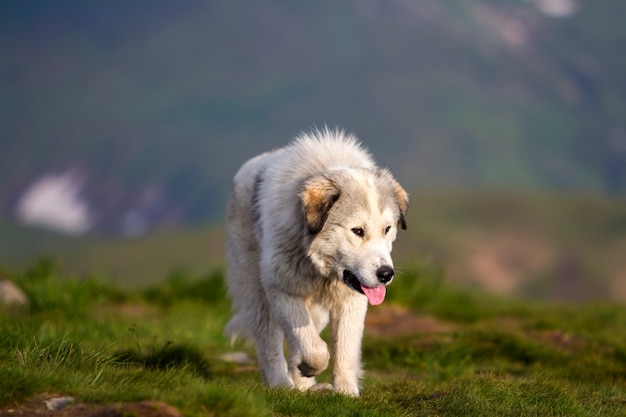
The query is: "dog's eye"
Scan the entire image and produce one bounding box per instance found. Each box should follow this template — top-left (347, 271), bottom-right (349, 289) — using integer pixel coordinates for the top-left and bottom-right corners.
top-left (351, 227), bottom-right (364, 238)
top-left (384, 226), bottom-right (391, 235)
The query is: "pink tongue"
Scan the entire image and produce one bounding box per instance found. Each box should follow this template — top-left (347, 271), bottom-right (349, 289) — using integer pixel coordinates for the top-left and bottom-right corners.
top-left (361, 285), bottom-right (386, 306)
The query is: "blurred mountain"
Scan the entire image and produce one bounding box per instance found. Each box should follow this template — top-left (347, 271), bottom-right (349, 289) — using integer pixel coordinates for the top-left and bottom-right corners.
top-left (1, 0), bottom-right (625, 235)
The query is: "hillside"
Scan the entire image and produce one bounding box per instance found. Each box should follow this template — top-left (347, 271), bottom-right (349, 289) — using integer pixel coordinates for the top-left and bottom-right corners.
top-left (2, 192), bottom-right (625, 302)
top-left (1, 263), bottom-right (625, 416)
top-left (1, 1), bottom-right (626, 235)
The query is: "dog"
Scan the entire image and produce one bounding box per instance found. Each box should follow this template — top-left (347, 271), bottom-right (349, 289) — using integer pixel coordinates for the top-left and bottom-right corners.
top-left (224, 128), bottom-right (408, 396)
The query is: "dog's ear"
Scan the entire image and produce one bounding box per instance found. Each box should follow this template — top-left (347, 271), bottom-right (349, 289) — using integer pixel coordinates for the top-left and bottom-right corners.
top-left (393, 182), bottom-right (409, 230)
top-left (300, 176), bottom-right (340, 234)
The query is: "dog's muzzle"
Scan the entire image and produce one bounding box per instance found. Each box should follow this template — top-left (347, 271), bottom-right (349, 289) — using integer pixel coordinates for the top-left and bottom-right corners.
top-left (342, 270), bottom-right (365, 294)
top-left (342, 269), bottom-right (390, 306)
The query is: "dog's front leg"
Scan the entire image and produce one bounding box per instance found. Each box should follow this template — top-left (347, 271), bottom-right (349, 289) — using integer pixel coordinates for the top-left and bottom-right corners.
top-left (267, 289), bottom-right (330, 391)
top-left (330, 295), bottom-right (368, 397)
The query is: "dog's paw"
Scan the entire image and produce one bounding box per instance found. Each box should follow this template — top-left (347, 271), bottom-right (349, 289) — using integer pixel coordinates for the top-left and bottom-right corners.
top-left (267, 374), bottom-right (294, 389)
top-left (333, 378), bottom-right (360, 397)
top-left (297, 344), bottom-right (330, 377)
top-left (292, 374), bottom-right (317, 391)
top-left (297, 361), bottom-right (318, 377)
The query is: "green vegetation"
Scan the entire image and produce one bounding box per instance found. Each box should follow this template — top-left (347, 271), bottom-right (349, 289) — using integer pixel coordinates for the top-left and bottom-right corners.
top-left (1, 259), bottom-right (625, 416)
top-left (3, 191), bottom-right (625, 300)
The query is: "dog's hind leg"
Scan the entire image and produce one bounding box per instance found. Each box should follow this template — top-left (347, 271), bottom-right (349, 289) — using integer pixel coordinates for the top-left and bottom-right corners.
top-left (251, 302), bottom-right (293, 388)
top-left (225, 260), bottom-right (291, 387)
top-left (225, 291), bottom-right (292, 387)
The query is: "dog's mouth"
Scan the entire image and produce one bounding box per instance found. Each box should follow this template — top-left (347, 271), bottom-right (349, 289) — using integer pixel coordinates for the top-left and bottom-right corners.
top-left (342, 270), bottom-right (363, 294)
top-left (342, 270), bottom-right (386, 306)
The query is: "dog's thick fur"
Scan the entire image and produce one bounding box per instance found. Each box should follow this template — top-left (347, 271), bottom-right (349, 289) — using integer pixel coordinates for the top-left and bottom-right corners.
top-left (225, 128), bottom-right (408, 396)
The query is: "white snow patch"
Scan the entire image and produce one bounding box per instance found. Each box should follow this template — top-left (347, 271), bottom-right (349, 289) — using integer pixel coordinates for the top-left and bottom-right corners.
top-left (16, 171), bottom-right (93, 235)
top-left (533, 0), bottom-right (577, 18)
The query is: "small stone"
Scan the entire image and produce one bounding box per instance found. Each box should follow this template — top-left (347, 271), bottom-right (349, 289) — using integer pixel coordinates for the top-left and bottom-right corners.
top-left (0, 279), bottom-right (28, 307)
top-left (45, 396), bottom-right (74, 411)
top-left (309, 383), bottom-right (333, 393)
top-left (219, 351), bottom-right (254, 365)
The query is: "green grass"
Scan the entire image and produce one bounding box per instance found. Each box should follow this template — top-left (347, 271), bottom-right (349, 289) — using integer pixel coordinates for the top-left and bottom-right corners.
top-left (1, 259), bottom-right (625, 416)
top-left (0, 221), bottom-right (226, 287)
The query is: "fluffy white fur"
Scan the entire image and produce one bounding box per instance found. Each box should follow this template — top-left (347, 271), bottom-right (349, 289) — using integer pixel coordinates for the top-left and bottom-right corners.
top-left (225, 128), bottom-right (408, 396)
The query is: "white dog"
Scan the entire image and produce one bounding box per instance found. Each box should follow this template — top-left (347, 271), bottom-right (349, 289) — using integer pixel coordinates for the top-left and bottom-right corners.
top-left (225, 128), bottom-right (408, 396)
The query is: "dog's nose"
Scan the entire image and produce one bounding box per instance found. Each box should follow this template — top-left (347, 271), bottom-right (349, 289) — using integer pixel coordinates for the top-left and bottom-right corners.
top-left (376, 265), bottom-right (394, 283)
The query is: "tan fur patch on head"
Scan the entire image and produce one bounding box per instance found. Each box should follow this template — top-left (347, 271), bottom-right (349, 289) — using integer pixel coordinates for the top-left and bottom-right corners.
top-left (393, 182), bottom-right (409, 230)
top-left (300, 176), bottom-right (340, 234)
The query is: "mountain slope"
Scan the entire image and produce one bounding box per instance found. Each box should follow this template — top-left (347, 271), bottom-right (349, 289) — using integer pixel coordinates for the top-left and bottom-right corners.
top-left (1, 0), bottom-right (625, 233)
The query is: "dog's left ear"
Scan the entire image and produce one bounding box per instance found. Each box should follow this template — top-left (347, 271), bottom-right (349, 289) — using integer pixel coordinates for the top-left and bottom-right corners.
top-left (394, 182), bottom-right (409, 230)
top-left (300, 175), bottom-right (340, 234)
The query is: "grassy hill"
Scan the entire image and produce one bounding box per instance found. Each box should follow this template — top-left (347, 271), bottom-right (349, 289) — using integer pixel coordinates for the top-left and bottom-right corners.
top-left (1, 260), bottom-right (625, 416)
top-left (2, 191), bottom-right (625, 301)
top-left (1, 1), bottom-right (626, 232)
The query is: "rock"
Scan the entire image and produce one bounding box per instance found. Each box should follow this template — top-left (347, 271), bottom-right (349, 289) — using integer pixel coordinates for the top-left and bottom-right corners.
top-left (0, 395), bottom-right (183, 417)
top-left (0, 279), bottom-right (28, 307)
top-left (45, 397), bottom-right (74, 411)
top-left (308, 383), bottom-right (333, 393)
top-left (219, 351), bottom-right (255, 365)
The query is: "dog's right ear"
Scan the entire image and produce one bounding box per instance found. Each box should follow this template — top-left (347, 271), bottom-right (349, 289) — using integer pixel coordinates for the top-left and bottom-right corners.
top-left (300, 176), bottom-right (340, 234)
top-left (393, 182), bottom-right (409, 230)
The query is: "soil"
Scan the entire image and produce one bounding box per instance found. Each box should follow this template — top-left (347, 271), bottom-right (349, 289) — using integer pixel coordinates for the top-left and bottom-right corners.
top-left (365, 304), bottom-right (457, 338)
top-left (0, 394), bottom-right (182, 417)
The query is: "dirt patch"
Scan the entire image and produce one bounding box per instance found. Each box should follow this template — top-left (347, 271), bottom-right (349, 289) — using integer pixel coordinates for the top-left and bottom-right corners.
top-left (365, 304), bottom-right (456, 338)
top-left (461, 232), bottom-right (555, 296)
top-left (0, 394), bottom-right (181, 417)
top-left (533, 330), bottom-right (587, 352)
top-left (610, 269), bottom-right (626, 300)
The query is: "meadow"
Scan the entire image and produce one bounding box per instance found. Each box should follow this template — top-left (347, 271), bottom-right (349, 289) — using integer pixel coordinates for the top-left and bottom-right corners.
top-left (1, 258), bottom-right (625, 416)
top-left (3, 192), bottom-right (626, 301)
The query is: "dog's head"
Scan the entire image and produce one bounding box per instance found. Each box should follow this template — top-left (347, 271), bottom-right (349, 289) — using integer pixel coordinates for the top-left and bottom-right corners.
top-left (300, 168), bottom-right (409, 305)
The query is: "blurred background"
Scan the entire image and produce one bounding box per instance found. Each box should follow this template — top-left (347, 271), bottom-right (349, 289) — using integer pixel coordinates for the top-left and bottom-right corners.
top-left (1, 0), bottom-right (625, 300)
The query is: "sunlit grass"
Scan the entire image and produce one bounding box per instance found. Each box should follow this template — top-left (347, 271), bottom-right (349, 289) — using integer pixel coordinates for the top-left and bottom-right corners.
top-left (1, 259), bottom-right (625, 416)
